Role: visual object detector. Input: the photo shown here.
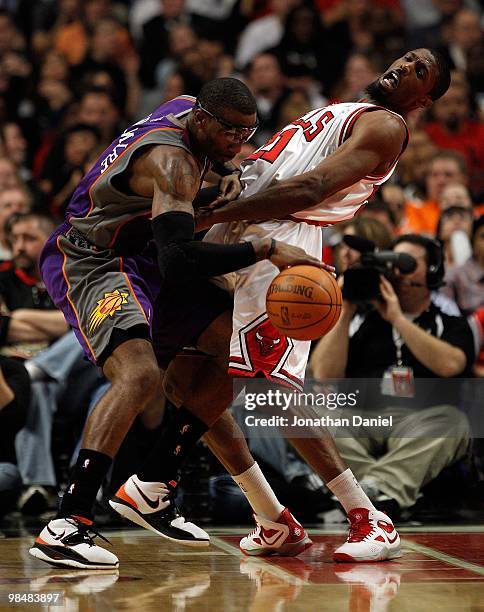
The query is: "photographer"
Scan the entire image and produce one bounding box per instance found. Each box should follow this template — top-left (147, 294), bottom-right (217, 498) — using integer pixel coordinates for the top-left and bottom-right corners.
top-left (310, 234), bottom-right (474, 517)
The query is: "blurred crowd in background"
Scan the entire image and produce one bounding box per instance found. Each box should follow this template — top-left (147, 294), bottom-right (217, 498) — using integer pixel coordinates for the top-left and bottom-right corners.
top-left (0, 0), bottom-right (482, 526)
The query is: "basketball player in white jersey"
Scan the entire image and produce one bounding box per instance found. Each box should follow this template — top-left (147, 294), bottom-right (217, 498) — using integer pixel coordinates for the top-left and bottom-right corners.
top-left (179, 48), bottom-right (450, 562)
top-left (111, 49), bottom-right (450, 564)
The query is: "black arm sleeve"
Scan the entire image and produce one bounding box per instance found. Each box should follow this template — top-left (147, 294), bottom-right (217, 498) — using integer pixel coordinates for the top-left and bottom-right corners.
top-left (152, 212), bottom-right (257, 285)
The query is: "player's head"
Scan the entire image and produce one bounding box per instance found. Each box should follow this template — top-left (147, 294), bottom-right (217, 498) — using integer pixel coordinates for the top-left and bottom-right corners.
top-left (190, 78), bottom-right (258, 163)
top-left (364, 49), bottom-right (451, 114)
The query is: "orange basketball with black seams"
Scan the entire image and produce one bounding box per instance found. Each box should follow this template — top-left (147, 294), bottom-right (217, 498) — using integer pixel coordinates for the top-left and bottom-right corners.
top-left (266, 265), bottom-right (342, 341)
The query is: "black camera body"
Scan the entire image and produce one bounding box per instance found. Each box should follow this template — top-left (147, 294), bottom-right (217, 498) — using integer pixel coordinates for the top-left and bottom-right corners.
top-left (341, 236), bottom-right (417, 303)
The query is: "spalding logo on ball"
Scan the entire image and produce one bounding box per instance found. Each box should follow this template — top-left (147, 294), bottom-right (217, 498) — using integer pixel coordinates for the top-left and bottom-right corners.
top-left (266, 265), bottom-right (342, 341)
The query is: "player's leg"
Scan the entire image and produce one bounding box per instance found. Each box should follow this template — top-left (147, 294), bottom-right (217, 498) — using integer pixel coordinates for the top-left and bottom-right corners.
top-left (108, 310), bottom-right (236, 543)
top-left (205, 412), bottom-right (313, 557)
top-left (30, 233), bottom-right (201, 568)
top-left (157, 311), bottom-right (312, 556)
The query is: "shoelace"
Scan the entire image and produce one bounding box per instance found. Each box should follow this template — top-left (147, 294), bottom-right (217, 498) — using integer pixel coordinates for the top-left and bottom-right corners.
top-left (157, 488), bottom-right (183, 520)
top-left (247, 518), bottom-right (262, 539)
top-left (63, 518), bottom-right (112, 548)
top-left (347, 516), bottom-right (375, 543)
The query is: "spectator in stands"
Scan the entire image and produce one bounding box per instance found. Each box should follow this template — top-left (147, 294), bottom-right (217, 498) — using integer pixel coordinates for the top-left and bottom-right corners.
top-left (0, 156), bottom-right (21, 191)
top-left (38, 124), bottom-right (101, 220)
top-left (403, 150), bottom-right (469, 235)
top-left (321, 0), bottom-right (377, 93)
top-left (0, 213), bottom-right (66, 358)
top-left (244, 52), bottom-right (289, 146)
top-left (152, 23), bottom-right (198, 92)
top-left (407, 0), bottom-right (475, 49)
top-left (424, 80), bottom-right (484, 198)
top-left (0, 9), bottom-right (32, 120)
top-left (71, 17), bottom-right (140, 120)
top-left (310, 235), bottom-right (473, 517)
top-left (140, 0), bottom-right (193, 89)
top-left (436, 205), bottom-right (474, 269)
top-left (274, 88), bottom-right (312, 131)
top-left (0, 186), bottom-right (32, 261)
top-left (76, 87), bottom-right (122, 146)
top-left (360, 199), bottom-right (398, 237)
top-left (234, 0), bottom-right (301, 71)
top-left (0, 357), bottom-right (30, 517)
top-left (331, 52), bottom-right (379, 103)
top-left (380, 184), bottom-right (407, 235)
top-left (396, 129), bottom-right (438, 201)
top-left (0, 121), bottom-right (31, 184)
top-left (268, 4), bottom-right (326, 85)
top-left (53, 0), bottom-right (125, 68)
top-left (437, 8), bottom-right (483, 76)
top-left (440, 182), bottom-right (474, 211)
top-left (441, 215), bottom-right (484, 315)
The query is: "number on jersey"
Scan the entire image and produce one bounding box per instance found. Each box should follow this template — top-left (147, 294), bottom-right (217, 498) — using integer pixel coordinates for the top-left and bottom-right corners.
top-left (248, 110), bottom-right (334, 164)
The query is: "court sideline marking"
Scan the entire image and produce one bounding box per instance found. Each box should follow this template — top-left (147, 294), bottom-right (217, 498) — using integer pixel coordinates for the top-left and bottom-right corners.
top-left (402, 539), bottom-right (484, 577)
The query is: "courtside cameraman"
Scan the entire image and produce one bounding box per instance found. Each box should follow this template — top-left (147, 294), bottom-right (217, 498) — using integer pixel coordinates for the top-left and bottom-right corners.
top-left (310, 234), bottom-right (474, 517)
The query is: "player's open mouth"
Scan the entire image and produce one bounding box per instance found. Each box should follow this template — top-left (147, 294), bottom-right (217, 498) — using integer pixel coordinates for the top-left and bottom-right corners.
top-left (380, 70), bottom-right (400, 90)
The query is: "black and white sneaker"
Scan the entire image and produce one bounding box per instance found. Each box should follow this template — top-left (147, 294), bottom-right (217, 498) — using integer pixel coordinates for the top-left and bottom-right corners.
top-left (109, 474), bottom-right (209, 546)
top-left (29, 517), bottom-right (119, 569)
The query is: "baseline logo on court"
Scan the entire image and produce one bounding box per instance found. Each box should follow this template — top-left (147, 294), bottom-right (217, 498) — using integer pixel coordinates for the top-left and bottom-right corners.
top-left (88, 289), bottom-right (128, 333)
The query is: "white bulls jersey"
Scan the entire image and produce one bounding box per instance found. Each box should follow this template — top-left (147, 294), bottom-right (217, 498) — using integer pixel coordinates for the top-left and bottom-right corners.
top-left (205, 102), bottom-right (408, 390)
top-left (240, 102), bottom-right (408, 225)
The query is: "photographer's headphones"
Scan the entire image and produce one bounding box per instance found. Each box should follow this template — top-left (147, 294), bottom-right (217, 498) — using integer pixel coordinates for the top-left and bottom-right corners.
top-left (425, 238), bottom-right (445, 289)
top-left (392, 235), bottom-right (445, 289)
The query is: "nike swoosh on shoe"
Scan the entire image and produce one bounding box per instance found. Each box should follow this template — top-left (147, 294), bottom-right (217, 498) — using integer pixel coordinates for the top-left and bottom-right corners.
top-left (132, 480), bottom-right (165, 510)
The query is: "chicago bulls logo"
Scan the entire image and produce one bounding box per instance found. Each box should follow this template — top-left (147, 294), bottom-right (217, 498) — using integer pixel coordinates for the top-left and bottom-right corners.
top-left (244, 319), bottom-right (289, 371)
top-left (255, 329), bottom-right (281, 356)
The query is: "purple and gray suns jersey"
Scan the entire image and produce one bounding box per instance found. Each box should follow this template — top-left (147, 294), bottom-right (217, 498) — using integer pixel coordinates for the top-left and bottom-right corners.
top-left (65, 95), bottom-right (208, 254)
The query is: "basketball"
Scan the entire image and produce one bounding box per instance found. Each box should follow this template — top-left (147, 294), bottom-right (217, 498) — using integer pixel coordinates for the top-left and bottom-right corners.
top-left (266, 265), bottom-right (342, 341)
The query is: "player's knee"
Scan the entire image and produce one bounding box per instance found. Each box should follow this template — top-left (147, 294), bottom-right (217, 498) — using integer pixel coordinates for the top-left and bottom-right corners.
top-left (110, 359), bottom-right (160, 407)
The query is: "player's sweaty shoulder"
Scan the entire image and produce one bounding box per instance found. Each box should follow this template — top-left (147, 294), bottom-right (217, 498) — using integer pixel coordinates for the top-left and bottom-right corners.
top-left (146, 144), bottom-right (201, 201)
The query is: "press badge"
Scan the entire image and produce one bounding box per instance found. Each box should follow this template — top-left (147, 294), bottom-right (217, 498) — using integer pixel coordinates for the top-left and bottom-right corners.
top-left (381, 366), bottom-right (415, 397)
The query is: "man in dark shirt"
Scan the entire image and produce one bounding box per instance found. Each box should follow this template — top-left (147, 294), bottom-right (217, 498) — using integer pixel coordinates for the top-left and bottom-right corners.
top-left (311, 235), bottom-right (474, 515)
top-left (0, 213), bottom-right (67, 358)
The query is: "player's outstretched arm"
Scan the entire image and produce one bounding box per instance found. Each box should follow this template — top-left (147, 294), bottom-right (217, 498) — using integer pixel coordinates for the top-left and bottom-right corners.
top-left (147, 148), bottom-right (322, 282)
top-left (196, 111), bottom-right (406, 228)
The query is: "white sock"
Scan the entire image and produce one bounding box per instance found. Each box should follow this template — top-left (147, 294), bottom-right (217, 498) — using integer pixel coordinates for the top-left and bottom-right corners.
top-left (326, 468), bottom-right (376, 514)
top-left (233, 462), bottom-right (285, 521)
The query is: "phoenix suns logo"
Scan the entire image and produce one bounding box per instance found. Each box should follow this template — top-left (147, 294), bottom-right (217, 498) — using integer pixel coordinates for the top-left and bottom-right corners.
top-left (88, 289), bottom-right (128, 333)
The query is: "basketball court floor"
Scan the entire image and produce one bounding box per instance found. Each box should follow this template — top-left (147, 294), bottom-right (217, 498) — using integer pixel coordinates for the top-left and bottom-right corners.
top-left (1, 524), bottom-right (484, 611)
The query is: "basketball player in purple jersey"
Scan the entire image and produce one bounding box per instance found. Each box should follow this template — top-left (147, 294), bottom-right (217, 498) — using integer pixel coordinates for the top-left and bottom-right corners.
top-left (30, 78), bottom-right (322, 569)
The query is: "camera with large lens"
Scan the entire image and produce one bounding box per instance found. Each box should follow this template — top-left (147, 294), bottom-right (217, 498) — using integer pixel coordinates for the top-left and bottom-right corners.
top-left (342, 235), bottom-right (417, 303)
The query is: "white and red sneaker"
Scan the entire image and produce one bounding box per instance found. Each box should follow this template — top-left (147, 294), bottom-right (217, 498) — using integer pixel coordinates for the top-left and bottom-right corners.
top-left (333, 508), bottom-right (402, 562)
top-left (240, 508), bottom-right (313, 557)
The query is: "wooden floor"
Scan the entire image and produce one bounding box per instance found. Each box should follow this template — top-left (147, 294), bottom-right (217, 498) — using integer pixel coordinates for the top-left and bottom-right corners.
top-left (1, 525), bottom-right (484, 611)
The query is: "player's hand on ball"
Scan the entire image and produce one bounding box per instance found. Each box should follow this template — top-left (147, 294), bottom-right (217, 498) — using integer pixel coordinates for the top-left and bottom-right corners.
top-left (269, 241), bottom-right (325, 271)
